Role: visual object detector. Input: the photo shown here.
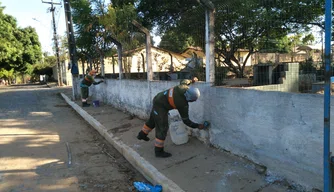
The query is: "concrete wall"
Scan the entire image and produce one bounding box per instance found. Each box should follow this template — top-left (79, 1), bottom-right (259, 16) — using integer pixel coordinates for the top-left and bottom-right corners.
top-left (52, 61), bottom-right (72, 86)
top-left (252, 52), bottom-right (322, 64)
top-left (76, 78), bottom-right (330, 191)
top-left (208, 87), bottom-right (328, 190)
top-left (85, 79), bottom-right (207, 121)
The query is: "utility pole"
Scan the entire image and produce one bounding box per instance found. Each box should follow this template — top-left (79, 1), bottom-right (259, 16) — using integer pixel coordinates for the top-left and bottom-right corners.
top-left (42, 0), bottom-right (63, 86)
top-left (63, 0), bottom-right (79, 100)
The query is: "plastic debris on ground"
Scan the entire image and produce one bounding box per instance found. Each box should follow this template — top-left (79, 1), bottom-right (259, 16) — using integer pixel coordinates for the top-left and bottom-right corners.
top-left (133, 181), bottom-right (162, 192)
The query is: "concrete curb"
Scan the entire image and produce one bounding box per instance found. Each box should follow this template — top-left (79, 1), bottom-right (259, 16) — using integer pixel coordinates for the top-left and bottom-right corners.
top-left (61, 93), bottom-right (185, 192)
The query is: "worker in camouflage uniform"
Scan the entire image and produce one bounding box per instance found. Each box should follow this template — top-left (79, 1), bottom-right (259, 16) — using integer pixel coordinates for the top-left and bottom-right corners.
top-left (137, 77), bottom-right (210, 158)
top-left (80, 69), bottom-right (104, 107)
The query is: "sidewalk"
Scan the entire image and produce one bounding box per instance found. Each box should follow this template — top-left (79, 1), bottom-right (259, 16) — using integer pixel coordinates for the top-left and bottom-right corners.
top-left (61, 92), bottom-right (300, 192)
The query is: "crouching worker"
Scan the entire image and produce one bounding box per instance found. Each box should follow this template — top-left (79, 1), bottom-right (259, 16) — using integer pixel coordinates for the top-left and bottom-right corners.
top-left (80, 69), bottom-right (104, 107)
top-left (137, 77), bottom-right (210, 158)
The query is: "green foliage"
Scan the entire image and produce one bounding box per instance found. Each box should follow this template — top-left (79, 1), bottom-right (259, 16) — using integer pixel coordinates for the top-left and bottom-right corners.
top-left (159, 29), bottom-right (195, 53)
top-left (0, 4), bottom-right (42, 76)
top-left (136, 0), bottom-right (199, 32)
top-left (136, 0), bottom-right (324, 77)
top-left (111, 0), bottom-right (135, 7)
top-left (0, 10), bottom-right (22, 70)
top-left (71, 0), bottom-right (97, 57)
top-left (43, 54), bottom-right (57, 67)
top-left (57, 35), bottom-right (69, 63)
top-left (258, 33), bottom-right (316, 53)
top-left (101, 3), bottom-right (142, 50)
top-left (18, 27), bottom-right (42, 69)
top-left (299, 57), bottom-right (317, 74)
top-left (257, 36), bottom-right (289, 53)
top-left (0, 68), bottom-right (14, 80)
top-left (302, 34), bottom-right (315, 45)
top-left (69, 0), bottom-right (323, 79)
top-left (71, 0), bottom-right (145, 75)
top-left (28, 54), bottom-right (56, 80)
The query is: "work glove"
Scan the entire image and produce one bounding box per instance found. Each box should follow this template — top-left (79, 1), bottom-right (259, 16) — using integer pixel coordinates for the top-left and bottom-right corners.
top-left (192, 77), bottom-right (199, 83)
top-left (198, 121), bottom-right (210, 129)
top-left (93, 80), bottom-right (103, 85)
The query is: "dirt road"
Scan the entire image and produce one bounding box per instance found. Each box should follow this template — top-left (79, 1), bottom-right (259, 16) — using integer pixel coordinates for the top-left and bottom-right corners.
top-left (0, 84), bottom-right (145, 192)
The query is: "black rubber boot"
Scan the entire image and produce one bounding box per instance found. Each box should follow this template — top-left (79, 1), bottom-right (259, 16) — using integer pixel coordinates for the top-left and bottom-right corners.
top-left (82, 102), bottom-right (90, 107)
top-left (155, 147), bottom-right (172, 158)
top-left (137, 130), bottom-right (150, 141)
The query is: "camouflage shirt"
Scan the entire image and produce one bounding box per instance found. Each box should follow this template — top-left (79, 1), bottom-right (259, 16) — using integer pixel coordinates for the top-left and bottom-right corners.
top-left (80, 74), bottom-right (96, 87)
top-left (153, 79), bottom-right (199, 128)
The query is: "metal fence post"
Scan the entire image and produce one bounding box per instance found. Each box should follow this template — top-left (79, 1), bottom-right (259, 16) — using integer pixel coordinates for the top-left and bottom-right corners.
top-left (201, 0), bottom-right (215, 85)
top-left (324, 0), bottom-right (332, 191)
top-left (132, 20), bottom-right (153, 81)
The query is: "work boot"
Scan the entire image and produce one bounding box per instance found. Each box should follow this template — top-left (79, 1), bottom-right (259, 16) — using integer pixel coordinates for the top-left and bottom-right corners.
top-left (82, 102), bottom-right (90, 107)
top-left (155, 147), bottom-right (172, 158)
top-left (137, 130), bottom-right (150, 141)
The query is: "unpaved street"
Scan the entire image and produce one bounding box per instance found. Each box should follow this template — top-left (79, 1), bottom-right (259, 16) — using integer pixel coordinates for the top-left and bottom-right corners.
top-left (0, 84), bottom-right (145, 192)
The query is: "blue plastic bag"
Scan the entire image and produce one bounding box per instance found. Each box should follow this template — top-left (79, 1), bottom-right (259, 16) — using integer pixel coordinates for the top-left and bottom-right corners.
top-left (133, 182), bottom-right (162, 192)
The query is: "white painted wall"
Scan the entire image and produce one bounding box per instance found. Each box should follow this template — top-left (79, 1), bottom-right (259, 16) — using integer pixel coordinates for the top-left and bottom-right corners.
top-left (76, 79), bottom-right (329, 191)
top-left (208, 87), bottom-right (326, 190)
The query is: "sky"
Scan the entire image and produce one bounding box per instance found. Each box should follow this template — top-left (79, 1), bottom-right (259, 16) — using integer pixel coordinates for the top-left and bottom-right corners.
top-left (1, 0), bottom-right (66, 54)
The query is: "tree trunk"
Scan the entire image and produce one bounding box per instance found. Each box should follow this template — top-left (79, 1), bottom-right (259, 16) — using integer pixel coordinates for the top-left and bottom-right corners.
top-left (100, 54), bottom-right (105, 77)
top-left (82, 59), bottom-right (85, 75)
top-left (141, 53), bottom-right (145, 72)
top-left (22, 74), bottom-right (25, 84)
top-left (89, 57), bottom-right (92, 72)
top-left (112, 56), bottom-right (115, 74)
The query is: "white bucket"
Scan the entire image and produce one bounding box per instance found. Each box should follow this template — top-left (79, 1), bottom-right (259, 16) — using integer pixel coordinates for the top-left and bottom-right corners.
top-left (168, 110), bottom-right (189, 145)
top-left (169, 120), bottom-right (189, 145)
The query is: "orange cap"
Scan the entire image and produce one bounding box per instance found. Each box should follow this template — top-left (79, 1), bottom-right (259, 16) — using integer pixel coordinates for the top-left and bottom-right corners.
top-left (89, 69), bottom-right (97, 76)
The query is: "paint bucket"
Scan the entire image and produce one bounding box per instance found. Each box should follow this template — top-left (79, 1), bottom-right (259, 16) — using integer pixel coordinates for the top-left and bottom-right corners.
top-left (168, 110), bottom-right (188, 145)
top-left (93, 100), bottom-right (100, 107)
top-left (169, 121), bottom-right (189, 145)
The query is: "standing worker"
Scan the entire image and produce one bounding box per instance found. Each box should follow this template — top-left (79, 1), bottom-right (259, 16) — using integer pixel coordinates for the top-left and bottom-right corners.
top-left (80, 69), bottom-right (104, 107)
top-left (137, 77), bottom-right (210, 158)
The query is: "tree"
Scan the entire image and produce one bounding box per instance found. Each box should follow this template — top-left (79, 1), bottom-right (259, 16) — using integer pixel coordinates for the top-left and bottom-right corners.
top-left (72, 0), bottom-right (120, 74)
top-left (136, 0), bottom-right (324, 77)
top-left (0, 4), bottom-right (42, 83)
top-left (91, 0), bottom-right (117, 75)
top-left (258, 33), bottom-right (316, 53)
top-left (0, 68), bottom-right (14, 84)
top-left (159, 29), bottom-right (195, 53)
top-left (101, 2), bottom-right (145, 76)
top-left (71, 0), bottom-right (99, 72)
top-left (101, 2), bottom-right (140, 50)
top-left (257, 35), bottom-right (291, 53)
top-left (111, 0), bottom-right (136, 7)
top-left (34, 57), bottom-right (55, 76)
top-left (302, 34), bottom-right (315, 45)
top-left (18, 27), bottom-right (42, 72)
top-left (0, 6), bottom-right (22, 70)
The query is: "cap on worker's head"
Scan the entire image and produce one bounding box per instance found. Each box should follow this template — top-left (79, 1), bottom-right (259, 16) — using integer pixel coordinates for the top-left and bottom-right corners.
top-left (184, 87), bottom-right (200, 102)
top-left (89, 69), bottom-right (97, 76)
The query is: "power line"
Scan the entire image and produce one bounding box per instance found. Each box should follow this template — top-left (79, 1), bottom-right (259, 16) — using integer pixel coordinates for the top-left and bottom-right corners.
top-left (42, 0), bottom-right (63, 86)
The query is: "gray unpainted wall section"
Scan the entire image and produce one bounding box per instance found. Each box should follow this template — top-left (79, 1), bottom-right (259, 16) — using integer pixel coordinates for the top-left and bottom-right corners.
top-left (77, 79), bottom-right (330, 191)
